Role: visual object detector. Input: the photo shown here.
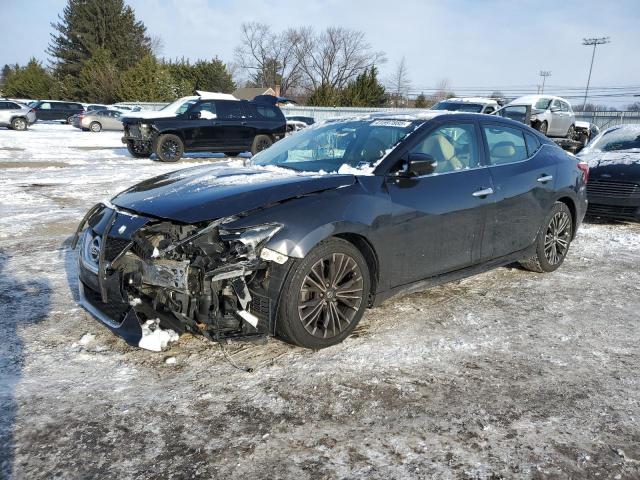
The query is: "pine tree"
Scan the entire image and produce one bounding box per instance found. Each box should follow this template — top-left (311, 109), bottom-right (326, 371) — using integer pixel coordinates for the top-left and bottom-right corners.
top-left (48, 0), bottom-right (151, 79)
top-left (307, 84), bottom-right (342, 107)
top-left (414, 93), bottom-right (428, 108)
top-left (118, 55), bottom-right (174, 101)
top-left (341, 67), bottom-right (386, 107)
top-left (0, 64), bottom-right (13, 88)
top-left (164, 58), bottom-right (235, 95)
top-left (2, 59), bottom-right (54, 99)
top-left (78, 48), bottom-right (120, 103)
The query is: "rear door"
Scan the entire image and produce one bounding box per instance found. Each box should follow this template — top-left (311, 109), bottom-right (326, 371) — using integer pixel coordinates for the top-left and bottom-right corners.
top-left (549, 99), bottom-right (567, 136)
top-left (481, 122), bottom-right (558, 259)
top-left (385, 120), bottom-right (494, 285)
top-left (0, 101), bottom-right (11, 125)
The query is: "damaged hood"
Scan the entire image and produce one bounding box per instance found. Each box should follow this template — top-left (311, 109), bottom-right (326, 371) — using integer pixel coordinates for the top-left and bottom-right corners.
top-left (111, 162), bottom-right (356, 223)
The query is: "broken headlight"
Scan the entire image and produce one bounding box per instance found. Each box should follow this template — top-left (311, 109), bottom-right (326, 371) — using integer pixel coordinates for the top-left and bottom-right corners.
top-left (220, 223), bottom-right (283, 260)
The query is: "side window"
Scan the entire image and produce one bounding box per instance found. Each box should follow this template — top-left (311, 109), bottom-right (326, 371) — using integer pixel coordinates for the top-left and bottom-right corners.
top-left (7, 102), bottom-right (20, 109)
top-left (483, 125), bottom-right (528, 165)
top-left (40, 102), bottom-right (52, 110)
top-left (216, 101), bottom-right (244, 119)
top-left (410, 123), bottom-right (479, 174)
top-left (191, 101), bottom-right (217, 119)
top-left (0, 102), bottom-right (8, 109)
top-left (552, 99), bottom-right (562, 110)
top-left (561, 101), bottom-right (570, 112)
top-left (255, 105), bottom-right (278, 119)
top-left (524, 131), bottom-right (541, 156)
top-left (484, 106), bottom-right (495, 114)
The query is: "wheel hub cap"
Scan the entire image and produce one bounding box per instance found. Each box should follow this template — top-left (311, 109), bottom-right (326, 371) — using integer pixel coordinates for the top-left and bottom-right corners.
top-left (544, 211), bottom-right (571, 265)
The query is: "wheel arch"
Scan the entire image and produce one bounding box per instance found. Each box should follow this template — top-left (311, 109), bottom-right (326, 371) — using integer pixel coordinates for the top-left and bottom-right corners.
top-left (334, 232), bottom-right (379, 306)
top-left (556, 195), bottom-right (577, 239)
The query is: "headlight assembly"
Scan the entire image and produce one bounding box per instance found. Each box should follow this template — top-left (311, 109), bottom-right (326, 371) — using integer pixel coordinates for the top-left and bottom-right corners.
top-left (220, 223), bottom-right (283, 260)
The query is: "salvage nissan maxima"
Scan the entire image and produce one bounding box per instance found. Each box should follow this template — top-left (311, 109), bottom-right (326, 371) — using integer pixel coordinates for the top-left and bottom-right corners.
top-left (73, 112), bottom-right (589, 350)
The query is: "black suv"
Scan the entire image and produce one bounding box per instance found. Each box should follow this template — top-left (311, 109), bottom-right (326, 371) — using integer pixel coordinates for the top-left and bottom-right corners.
top-left (32, 100), bottom-right (85, 123)
top-left (121, 95), bottom-right (287, 162)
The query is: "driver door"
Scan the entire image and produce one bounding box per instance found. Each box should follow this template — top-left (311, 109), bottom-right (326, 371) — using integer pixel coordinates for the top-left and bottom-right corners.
top-left (385, 120), bottom-right (495, 286)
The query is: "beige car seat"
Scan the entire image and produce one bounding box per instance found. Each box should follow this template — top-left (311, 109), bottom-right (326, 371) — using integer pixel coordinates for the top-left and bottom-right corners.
top-left (418, 133), bottom-right (464, 172)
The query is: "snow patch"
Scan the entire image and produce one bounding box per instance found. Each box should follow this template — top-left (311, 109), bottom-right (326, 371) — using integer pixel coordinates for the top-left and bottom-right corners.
top-left (138, 319), bottom-right (179, 352)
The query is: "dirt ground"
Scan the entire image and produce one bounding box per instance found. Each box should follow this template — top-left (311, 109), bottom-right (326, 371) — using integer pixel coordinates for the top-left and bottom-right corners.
top-left (1, 124), bottom-right (639, 479)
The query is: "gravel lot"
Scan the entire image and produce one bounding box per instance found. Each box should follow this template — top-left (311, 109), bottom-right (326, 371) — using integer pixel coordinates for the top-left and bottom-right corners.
top-left (1, 124), bottom-right (639, 479)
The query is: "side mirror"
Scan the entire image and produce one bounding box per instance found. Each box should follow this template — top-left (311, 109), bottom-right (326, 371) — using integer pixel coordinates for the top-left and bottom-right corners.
top-left (550, 106), bottom-right (560, 113)
top-left (406, 152), bottom-right (437, 177)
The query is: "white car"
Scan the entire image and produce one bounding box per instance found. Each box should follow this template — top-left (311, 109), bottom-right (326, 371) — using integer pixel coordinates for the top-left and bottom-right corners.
top-left (500, 95), bottom-right (576, 138)
top-left (431, 97), bottom-right (500, 114)
top-left (0, 99), bottom-right (37, 130)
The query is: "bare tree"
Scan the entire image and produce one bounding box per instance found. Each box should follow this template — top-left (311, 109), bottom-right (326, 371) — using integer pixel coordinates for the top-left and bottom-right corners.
top-left (294, 26), bottom-right (386, 91)
top-left (234, 22), bottom-right (304, 96)
top-left (433, 78), bottom-right (453, 101)
top-left (150, 35), bottom-right (165, 57)
top-left (387, 56), bottom-right (412, 107)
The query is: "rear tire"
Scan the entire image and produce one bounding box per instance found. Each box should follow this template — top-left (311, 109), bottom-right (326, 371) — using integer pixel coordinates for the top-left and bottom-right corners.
top-left (155, 134), bottom-right (184, 162)
top-left (276, 238), bottom-right (370, 349)
top-left (520, 202), bottom-right (573, 273)
top-left (251, 135), bottom-right (273, 155)
top-left (10, 117), bottom-right (27, 131)
top-left (126, 140), bottom-right (152, 158)
top-left (67, 115), bottom-right (75, 124)
top-left (89, 121), bottom-right (102, 132)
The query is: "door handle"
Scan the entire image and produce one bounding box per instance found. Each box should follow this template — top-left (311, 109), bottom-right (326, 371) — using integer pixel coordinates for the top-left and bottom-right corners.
top-left (472, 187), bottom-right (494, 197)
top-left (537, 175), bottom-right (553, 183)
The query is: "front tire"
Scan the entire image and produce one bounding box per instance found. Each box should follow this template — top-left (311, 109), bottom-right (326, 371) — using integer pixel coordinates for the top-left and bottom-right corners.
top-left (89, 121), bottom-right (102, 132)
top-left (277, 238), bottom-right (370, 349)
top-left (10, 117), bottom-right (27, 131)
top-left (126, 140), bottom-right (152, 158)
top-left (251, 135), bottom-right (273, 155)
top-left (566, 124), bottom-right (576, 140)
top-left (520, 202), bottom-right (573, 273)
top-left (155, 134), bottom-right (184, 162)
top-left (537, 121), bottom-right (548, 135)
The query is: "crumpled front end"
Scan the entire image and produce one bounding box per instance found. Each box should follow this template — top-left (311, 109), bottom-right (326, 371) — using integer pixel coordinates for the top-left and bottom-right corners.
top-left (73, 203), bottom-right (290, 348)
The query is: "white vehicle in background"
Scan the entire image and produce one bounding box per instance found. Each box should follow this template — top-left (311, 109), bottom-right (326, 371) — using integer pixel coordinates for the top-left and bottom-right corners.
top-left (431, 97), bottom-right (500, 114)
top-left (0, 99), bottom-right (37, 130)
top-left (500, 95), bottom-right (576, 138)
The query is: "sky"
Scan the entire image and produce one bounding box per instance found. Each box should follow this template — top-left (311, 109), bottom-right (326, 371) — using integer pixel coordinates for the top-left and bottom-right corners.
top-left (2, 0), bottom-right (639, 107)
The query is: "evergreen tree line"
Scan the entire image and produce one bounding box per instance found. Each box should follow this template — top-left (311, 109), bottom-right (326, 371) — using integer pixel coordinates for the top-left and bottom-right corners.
top-left (0, 0), bottom-right (235, 103)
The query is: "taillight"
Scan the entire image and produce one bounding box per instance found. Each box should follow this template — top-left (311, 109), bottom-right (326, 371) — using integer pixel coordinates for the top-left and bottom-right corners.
top-left (577, 162), bottom-right (589, 184)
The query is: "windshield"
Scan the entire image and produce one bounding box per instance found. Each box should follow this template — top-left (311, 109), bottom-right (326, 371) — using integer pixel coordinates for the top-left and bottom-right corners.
top-left (160, 97), bottom-right (197, 115)
top-left (432, 101), bottom-right (484, 113)
top-left (534, 98), bottom-right (552, 110)
top-left (251, 119), bottom-right (423, 173)
top-left (591, 127), bottom-right (640, 152)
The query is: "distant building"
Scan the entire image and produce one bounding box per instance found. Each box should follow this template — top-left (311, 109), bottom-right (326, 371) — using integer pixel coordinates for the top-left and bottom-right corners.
top-left (232, 87), bottom-right (277, 100)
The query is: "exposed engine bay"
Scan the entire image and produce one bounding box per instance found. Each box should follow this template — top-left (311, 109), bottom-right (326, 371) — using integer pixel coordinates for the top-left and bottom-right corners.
top-left (73, 203), bottom-right (289, 345)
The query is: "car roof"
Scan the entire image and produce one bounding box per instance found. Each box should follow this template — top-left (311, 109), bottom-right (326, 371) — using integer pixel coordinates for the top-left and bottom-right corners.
top-left (328, 111), bottom-right (531, 128)
top-left (509, 94), bottom-right (569, 105)
top-left (440, 97), bottom-right (498, 105)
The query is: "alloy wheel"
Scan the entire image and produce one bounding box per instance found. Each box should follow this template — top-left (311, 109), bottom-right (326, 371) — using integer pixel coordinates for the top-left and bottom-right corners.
top-left (298, 253), bottom-right (364, 339)
top-left (257, 138), bottom-right (271, 152)
top-left (544, 211), bottom-right (571, 265)
top-left (13, 119), bottom-right (26, 130)
top-left (161, 140), bottom-right (180, 160)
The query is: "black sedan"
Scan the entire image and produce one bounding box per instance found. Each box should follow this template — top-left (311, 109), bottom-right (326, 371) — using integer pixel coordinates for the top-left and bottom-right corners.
top-left (73, 112), bottom-right (588, 350)
top-left (578, 124), bottom-right (640, 221)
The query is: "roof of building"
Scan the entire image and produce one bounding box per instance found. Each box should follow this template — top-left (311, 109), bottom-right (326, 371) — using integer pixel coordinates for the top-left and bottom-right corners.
top-left (232, 87), bottom-right (276, 100)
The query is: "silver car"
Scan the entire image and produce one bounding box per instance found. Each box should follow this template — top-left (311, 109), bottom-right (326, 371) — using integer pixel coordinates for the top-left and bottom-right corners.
top-left (0, 100), bottom-right (37, 130)
top-left (77, 109), bottom-right (124, 132)
top-left (501, 95), bottom-right (576, 138)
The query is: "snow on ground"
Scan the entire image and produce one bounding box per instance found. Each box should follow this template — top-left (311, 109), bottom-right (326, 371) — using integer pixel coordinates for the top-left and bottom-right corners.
top-left (1, 123), bottom-right (640, 479)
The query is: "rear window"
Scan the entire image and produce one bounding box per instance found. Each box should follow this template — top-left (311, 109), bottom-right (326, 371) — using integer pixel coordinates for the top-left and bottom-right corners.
top-left (524, 131), bottom-right (541, 156)
top-left (255, 104), bottom-right (281, 119)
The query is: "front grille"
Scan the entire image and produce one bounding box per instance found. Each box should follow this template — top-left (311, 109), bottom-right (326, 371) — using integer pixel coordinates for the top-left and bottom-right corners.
top-left (249, 290), bottom-right (271, 320)
top-left (587, 180), bottom-right (640, 199)
top-left (587, 203), bottom-right (639, 219)
top-left (126, 125), bottom-right (141, 138)
top-left (104, 238), bottom-right (131, 262)
top-left (82, 283), bottom-right (130, 323)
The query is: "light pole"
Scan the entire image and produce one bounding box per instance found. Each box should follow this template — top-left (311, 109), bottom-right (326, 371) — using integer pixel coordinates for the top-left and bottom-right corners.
top-left (582, 36), bottom-right (610, 111)
top-left (539, 71), bottom-right (551, 94)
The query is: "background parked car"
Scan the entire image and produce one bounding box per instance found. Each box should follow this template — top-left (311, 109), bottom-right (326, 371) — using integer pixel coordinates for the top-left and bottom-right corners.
top-left (575, 121), bottom-right (600, 147)
top-left (0, 100), bottom-right (37, 130)
top-left (121, 92), bottom-right (286, 161)
top-left (285, 115), bottom-right (315, 126)
top-left (431, 97), bottom-right (500, 114)
top-left (499, 95), bottom-right (576, 138)
top-left (32, 100), bottom-right (84, 123)
top-left (73, 109), bottom-right (124, 132)
top-left (578, 124), bottom-right (640, 220)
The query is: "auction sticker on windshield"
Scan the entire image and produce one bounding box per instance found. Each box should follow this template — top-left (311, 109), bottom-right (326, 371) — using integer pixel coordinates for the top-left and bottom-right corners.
top-left (370, 120), bottom-right (412, 128)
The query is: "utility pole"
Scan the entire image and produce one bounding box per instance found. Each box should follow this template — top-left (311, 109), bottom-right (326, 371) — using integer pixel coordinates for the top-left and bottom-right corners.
top-left (582, 37), bottom-right (610, 111)
top-left (539, 71), bottom-right (551, 94)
